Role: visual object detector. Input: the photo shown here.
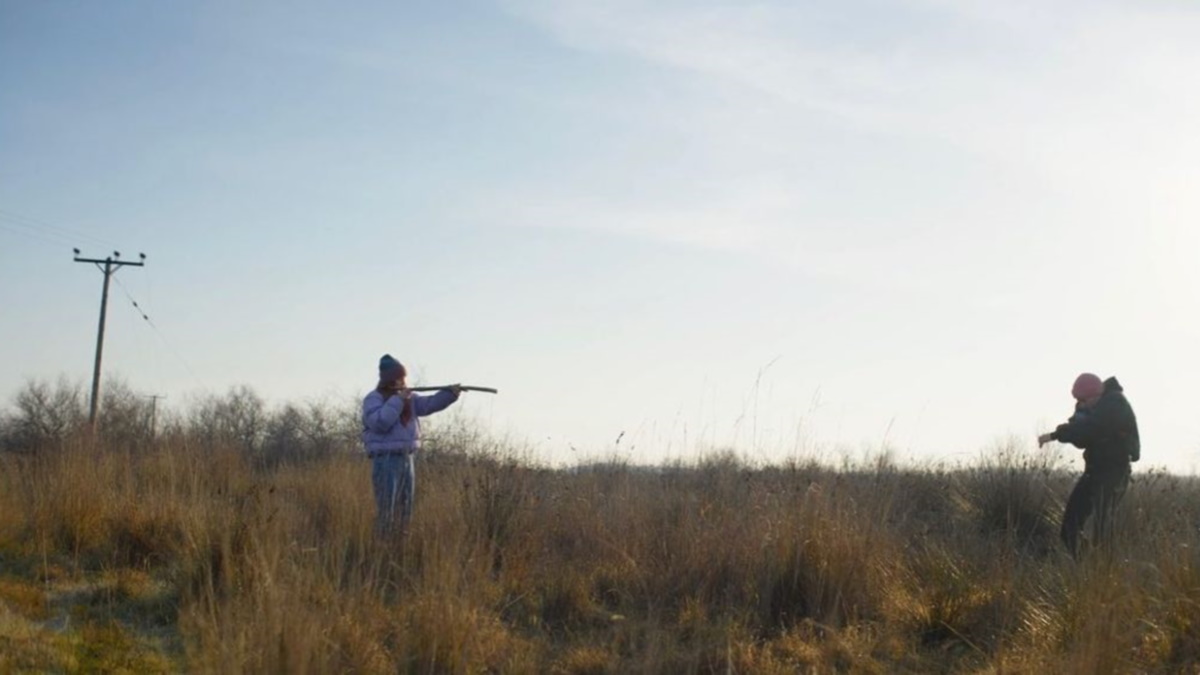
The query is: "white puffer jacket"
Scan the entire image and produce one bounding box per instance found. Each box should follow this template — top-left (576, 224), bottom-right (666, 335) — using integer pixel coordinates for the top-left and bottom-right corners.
top-left (361, 388), bottom-right (458, 456)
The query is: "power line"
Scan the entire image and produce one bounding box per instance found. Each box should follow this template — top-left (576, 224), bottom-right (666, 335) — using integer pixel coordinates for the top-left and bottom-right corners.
top-left (0, 209), bottom-right (117, 248)
top-left (0, 219), bottom-right (79, 248)
top-left (0, 213), bottom-right (75, 241)
top-left (112, 274), bottom-right (152, 322)
top-left (112, 272), bottom-right (207, 391)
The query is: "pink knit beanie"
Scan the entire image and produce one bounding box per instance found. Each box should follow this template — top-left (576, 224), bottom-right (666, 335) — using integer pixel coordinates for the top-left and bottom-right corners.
top-left (1071, 373), bottom-right (1104, 401)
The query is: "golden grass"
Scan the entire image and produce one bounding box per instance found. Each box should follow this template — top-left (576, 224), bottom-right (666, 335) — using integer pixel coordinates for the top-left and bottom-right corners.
top-left (1, 437), bottom-right (1199, 672)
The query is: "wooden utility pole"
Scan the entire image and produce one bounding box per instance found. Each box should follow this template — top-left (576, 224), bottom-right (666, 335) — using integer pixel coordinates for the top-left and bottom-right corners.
top-left (73, 249), bottom-right (146, 431)
top-left (145, 394), bottom-right (165, 437)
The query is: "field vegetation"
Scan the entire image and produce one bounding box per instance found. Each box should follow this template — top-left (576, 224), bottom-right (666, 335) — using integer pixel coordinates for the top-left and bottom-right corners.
top-left (2, 378), bottom-right (1199, 673)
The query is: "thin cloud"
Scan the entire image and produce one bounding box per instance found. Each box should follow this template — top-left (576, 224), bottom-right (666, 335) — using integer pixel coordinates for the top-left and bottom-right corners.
top-left (491, 0), bottom-right (1200, 288)
top-left (504, 0), bottom-right (1200, 187)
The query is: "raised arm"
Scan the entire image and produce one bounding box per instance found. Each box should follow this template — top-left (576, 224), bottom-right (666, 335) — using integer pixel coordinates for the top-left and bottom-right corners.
top-left (413, 388), bottom-right (460, 417)
top-left (1049, 413), bottom-right (1102, 449)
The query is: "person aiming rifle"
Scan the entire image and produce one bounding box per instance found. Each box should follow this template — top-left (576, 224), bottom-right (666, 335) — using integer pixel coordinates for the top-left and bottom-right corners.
top-left (361, 354), bottom-right (496, 536)
top-left (1038, 373), bottom-right (1140, 558)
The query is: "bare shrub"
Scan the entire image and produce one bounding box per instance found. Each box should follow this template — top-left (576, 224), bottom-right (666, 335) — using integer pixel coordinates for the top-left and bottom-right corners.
top-left (97, 378), bottom-right (156, 448)
top-left (186, 385), bottom-right (266, 454)
top-left (0, 377), bottom-right (86, 452)
top-left (260, 398), bottom-right (360, 467)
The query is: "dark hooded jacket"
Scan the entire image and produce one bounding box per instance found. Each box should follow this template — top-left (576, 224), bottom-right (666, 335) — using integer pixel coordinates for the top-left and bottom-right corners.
top-left (1051, 377), bottom-right (1140, 472)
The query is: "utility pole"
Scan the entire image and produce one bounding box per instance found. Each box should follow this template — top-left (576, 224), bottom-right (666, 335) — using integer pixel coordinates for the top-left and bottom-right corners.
top-left (144, 394), bottom-right (166, 437)
top-left (73, 249), bottom-right (146, 432)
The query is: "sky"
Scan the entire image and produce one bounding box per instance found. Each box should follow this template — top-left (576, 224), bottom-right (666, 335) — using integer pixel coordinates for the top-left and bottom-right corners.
top-left (2, 0), bottom-right (1198, 470)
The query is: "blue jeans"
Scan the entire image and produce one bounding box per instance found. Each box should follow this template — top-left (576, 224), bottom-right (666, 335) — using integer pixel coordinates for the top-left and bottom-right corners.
top-left (372, 453), bottom-right (415, 535)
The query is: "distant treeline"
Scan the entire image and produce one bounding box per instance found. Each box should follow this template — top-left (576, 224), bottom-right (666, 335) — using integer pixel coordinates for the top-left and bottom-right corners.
top-left (0, 378), bottom-right (361, 466)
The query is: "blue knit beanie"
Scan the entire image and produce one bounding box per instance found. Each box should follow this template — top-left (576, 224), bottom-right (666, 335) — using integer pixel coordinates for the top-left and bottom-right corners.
top-left (379, 354), bottom-right (405, 381)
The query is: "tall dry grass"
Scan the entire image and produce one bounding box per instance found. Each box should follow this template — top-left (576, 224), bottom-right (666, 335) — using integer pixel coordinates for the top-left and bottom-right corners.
top-left (2, 431), bottom-right (1200, 673)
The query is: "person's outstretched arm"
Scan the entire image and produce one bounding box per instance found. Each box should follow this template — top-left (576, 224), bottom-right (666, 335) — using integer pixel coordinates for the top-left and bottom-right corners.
top-left (1050, 401), bottom-right (1116, 449)
top-left (413, 387), bottom-right (461, 417)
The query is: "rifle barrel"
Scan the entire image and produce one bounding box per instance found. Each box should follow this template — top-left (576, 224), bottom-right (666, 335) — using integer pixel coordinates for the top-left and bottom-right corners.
top-left (408, 385), bottom-right (498, 394)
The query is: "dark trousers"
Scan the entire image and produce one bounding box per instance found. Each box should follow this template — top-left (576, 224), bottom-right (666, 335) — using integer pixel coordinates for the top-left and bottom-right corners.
top-left (1061, 467), bottom-right (1130, 558)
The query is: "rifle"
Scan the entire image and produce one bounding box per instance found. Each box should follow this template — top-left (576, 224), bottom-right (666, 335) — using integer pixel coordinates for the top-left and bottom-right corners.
top-left (407, 385), bottom-right (499, 394)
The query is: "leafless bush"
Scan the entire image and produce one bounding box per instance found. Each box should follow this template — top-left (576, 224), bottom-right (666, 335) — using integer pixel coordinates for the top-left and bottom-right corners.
top-left (0, 377), bottom-right (86, 452)
top-left (0, 377), bottom-right (163, 453)
top-left (97, 378), bottom-right (156, 448)
top-left (260, 399), bottom-right (359, 466)
top-left (186, 385), bottom-right (267, 454)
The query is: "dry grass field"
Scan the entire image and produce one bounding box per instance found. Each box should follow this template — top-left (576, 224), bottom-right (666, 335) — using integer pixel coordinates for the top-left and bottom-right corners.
top-left (2, 388), bottom-right (1199, 673)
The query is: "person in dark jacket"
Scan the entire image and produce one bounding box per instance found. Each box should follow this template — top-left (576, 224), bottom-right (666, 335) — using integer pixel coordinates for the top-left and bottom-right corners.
top-left (1038, 373), bottom-right (1140, 558)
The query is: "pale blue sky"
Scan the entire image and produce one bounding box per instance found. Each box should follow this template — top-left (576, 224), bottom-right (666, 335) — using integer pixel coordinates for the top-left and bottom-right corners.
top-left (2, 1), bottom-right (1198, 469)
